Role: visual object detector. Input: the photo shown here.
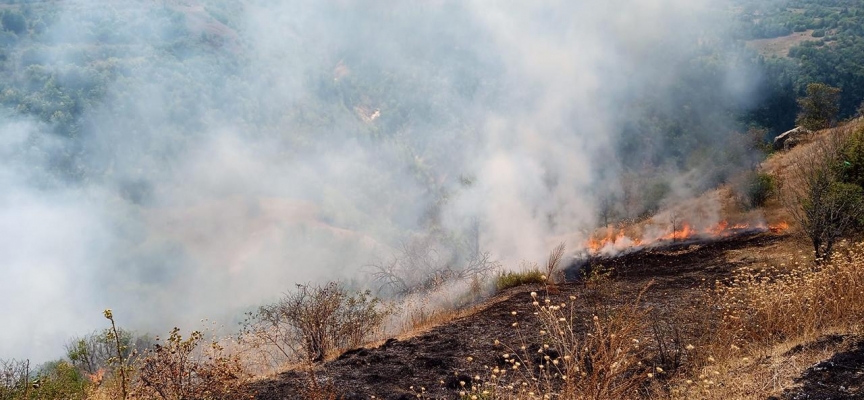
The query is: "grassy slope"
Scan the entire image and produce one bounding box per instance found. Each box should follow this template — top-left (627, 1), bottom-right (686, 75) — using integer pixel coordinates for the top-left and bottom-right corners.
top-left (252, 120), bottom-right (864, 399)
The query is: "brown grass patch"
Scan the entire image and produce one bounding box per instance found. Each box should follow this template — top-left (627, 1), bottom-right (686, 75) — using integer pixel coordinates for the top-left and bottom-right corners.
top-left (745, 30), bottom-right (818, 58)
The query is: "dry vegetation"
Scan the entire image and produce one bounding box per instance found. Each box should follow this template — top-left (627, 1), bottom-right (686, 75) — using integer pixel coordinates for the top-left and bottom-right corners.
top-left (435, 239), bottom-right (864, 400)
top-left (5, 125), bottom-right (864, 400)
top-left (744, 30), bottom-right (817, 58)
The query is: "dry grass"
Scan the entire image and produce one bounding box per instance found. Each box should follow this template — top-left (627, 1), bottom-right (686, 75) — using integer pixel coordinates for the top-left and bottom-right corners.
top-left (452, 280), bottom-right (652, 400)
top-left (744, 30), bottom-right (817, 58)
top-left (495, 269), bottom-right (546, 291)
top-left (287, 123), bottom-right (864, 398)
top-left (670, 336), bottom-right (847, 399)
top-left (26, 238), bottom-right (864, 400)
top-left (459, 239), bottom-right (864, 400)
top-left (712, 240), bottom-right (864, 352)
top-left (667, 240), bottom-right (864, 399)
top-left (763, 122), bottom-right (863, 183)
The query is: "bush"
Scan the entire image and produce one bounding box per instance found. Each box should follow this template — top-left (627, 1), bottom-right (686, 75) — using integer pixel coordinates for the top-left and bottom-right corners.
top-left (1, 359), bottom-right (89, 400)
top-left (840, 126), bottom-right (864, 188)
top-left (132, 328), bottom-right (251, 400)
top-left (66, 329), bottom-right (150, 376)
top-left (30, 361), bottom-right (89, 400)
top-left (0, 359), bottom-right (31, 400)
top-left (371, 235), bottom-right (498, 296)
top-left (495, 269), bottom-right (545, 291)
top-left (243, 282), bottom-right (391, 363)
top-left (795, 83), bottom-right (841, 131)
top-left (781, 131), bottom-right (864, 260)
top-left (741, 171), bottom-right (775, 209)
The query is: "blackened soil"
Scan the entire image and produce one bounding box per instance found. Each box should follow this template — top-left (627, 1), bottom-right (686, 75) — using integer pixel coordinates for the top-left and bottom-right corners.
top-left (252, 233), bottom-right (787, 399)
top-left (782, 337), bottom-right (864, 400)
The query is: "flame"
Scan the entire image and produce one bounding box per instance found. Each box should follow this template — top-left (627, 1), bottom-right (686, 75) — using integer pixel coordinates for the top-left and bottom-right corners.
top-left (769, 221), bottom-right (789, 233)
top-left (660, 223), bottom-right (693, 241)
top-left (582, 220), bottom-right (789, 255)
top-left (586, 229), bottom-right (638, 253)
top-left (88, 369), bottom-right (105, 385)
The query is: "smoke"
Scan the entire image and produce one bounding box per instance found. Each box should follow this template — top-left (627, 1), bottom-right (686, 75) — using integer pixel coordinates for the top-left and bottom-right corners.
top-left (0, 0), bottom-right (760, 362)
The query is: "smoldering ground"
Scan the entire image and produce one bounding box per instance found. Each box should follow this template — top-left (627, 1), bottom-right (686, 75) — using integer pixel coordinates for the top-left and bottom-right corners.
top-left (1, 0), bottom-right (762, 361)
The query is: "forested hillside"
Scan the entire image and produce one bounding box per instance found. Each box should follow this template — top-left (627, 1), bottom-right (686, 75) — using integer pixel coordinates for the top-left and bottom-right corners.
top-left (1, 0), bottom-right (861, 215)
top-left (735, 0), bottom-right (864, 129)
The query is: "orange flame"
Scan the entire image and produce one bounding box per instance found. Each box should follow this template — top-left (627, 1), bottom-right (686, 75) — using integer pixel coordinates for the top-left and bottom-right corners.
top-left (88, 369), bottom-right (105, 385)
top-left (769, 221), bottom-right (789, 233)
top-left (660, 223), bottom-right (694, 241)
top-left (583, 220), bottom-right (789, 255)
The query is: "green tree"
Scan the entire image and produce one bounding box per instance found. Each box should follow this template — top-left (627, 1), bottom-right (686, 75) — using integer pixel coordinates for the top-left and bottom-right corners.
top-left (782, 133), bottom-right (864, 261)
top-left (29, 361), bottom-right (89, 400)
top-left (796, 83), bottom-right (842, 131)
top-left (840, 127), bottom-right (864, 188)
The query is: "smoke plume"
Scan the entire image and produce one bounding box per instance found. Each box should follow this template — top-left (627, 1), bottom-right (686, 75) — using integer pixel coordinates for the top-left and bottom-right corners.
top-left (0, 0), bottom-right (760, 362)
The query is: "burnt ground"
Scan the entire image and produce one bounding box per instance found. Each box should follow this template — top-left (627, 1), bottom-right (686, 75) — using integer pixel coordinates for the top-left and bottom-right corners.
top-left (780, 336), bottom-right (864, 400)
top-left (252, 232), bottom-right (853, 399)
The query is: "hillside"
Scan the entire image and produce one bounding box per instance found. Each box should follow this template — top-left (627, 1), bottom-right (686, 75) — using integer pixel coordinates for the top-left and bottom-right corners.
top-left (255, 234), bottom-right (791, 399)
top-left (2, 1), bottom-right (864, 399)
top-left (251, 122), bottom-right (864, 399)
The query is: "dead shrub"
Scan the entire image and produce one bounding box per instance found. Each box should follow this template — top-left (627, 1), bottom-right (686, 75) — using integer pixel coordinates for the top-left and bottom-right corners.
top-left (242, 281), bottom-right (391, 364)
top-left (370, 235), bottom-right (499, 296)
top-left (0, 359), bottom-right (31, 400)
top-left (132, 328), bottom-right (251, 400)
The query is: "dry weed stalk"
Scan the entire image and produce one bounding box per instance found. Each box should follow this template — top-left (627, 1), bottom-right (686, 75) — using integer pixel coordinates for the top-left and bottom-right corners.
top-left (462, 282), bottom-right (652, 399)
top-left (132, 328), bottom-right (252, 400)
top-left (544, 242), bottom-right (566, 287)
top-left (711, 241), bottom-right (864, 353)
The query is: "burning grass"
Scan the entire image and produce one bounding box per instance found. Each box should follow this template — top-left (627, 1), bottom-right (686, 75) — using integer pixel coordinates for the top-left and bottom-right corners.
top-left (583, 219), bottom-right (791, 256)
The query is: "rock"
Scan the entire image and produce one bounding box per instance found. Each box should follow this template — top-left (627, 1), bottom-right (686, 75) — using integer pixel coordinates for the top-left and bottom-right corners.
top-left (773, 126), bottom-right (811, 151)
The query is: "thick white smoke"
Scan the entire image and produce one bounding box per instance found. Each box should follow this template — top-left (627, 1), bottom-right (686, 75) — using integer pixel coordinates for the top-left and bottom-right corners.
top-left (0, 0), bottom-right (756, 362)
